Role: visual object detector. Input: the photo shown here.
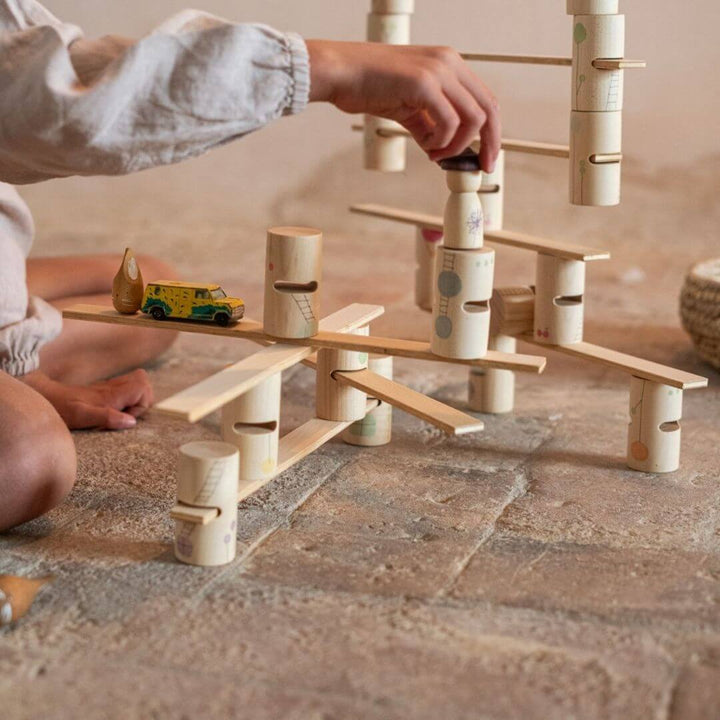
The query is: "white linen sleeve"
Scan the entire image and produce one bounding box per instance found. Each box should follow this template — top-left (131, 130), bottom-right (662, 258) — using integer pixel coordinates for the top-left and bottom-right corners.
top-left (0, 3), bottom-right (311, 184)
top-left (0, 183), bottom-right (61, 376)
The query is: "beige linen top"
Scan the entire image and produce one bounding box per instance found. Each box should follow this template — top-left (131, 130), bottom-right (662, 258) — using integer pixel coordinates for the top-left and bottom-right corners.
top-left (0, 0), bottom-right (310, 375)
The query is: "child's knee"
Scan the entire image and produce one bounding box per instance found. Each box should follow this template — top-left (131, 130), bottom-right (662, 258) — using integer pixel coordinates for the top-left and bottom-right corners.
top-left (0, 404), bottom-right (77, 530)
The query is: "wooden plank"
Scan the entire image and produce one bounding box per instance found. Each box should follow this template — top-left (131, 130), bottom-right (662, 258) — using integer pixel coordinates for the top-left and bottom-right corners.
top-left (237, 400), bottom-right (380, 502)
top-left (153, 304), bottom-right (384, 422)
top-left (592, 58), bottom-right (646, 70)
top-left (169, 504), bottom-right (219, 525)
top-left (335, 368), bottom-right (484, 435)
top-left (349, 204), bottom-right (610, 261)
top-left (270, 331), bottom-right (546, 373)
top-left (63, 304), bottom-right (266, 337)
top-left (500, 138), bottom-right (570, 159)
top-left (62, 304), bottom-right (546, 373)
top-left (521, 337), bottom-right (708, 390)
top-left (351, 124), bottom-right (570, 158)
top-left (486, 228), bottom-right (610, 262)
top-left (461, 52), bottom-right (572, 66)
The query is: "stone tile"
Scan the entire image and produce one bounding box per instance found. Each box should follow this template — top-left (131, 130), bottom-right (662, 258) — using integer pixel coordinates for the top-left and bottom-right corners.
top-left (451, 532), bottom-right (720, 626)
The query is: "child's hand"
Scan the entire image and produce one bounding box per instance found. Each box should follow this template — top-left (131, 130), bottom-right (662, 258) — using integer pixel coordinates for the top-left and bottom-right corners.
top-left (306, 40), bottom-right (500, 172)
top-left (21, 369), bottom-right (153, 430)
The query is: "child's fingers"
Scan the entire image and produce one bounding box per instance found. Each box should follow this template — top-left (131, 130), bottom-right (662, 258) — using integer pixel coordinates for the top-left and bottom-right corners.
top-left (428, 81), bottom-right (486, 161)
top-left (100, 369), bottom-right (154, 411)
top-left (457, 67), bottom-right (501, 171)
top-left (416, 84), bottom-right (461, 152)
top-left (64, 401), bottom-right (137, 430)
top-left (125, 405), bottom-right (149, 419)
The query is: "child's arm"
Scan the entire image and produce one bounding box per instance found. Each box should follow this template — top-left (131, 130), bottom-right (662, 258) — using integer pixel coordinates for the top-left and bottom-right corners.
top-left (0, 6), bottom-right (499, 183)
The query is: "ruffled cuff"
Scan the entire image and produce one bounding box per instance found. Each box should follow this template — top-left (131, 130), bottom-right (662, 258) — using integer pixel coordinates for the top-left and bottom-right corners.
top-left (283, 32), bottom-right (311, 116)
top-left (0, 296), bottom-right (62, 377)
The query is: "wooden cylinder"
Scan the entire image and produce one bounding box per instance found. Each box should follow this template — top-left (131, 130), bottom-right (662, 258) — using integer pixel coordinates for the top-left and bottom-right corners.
top-left (316, 327), bottom-right (369, 422)
top-left (572, 14), bottom-right (625, 111)
top-left (569, 110), bottom-right (622, 206)
top-left (263, 226), bottom-right (322, 338)
top-left (372, 0), bottom-right (414, 12)
top-left (363, 116), bottom-right (408, 173)
top-left (490, 285), bottom-right (536, 337)
top-left (468, 335), bottom-right (517, 413)
top-left (479, 150), bottom-right (505, 231)
top-left (627, 377), bottom-right (683, 473)
top-left (221, 373), bottom-right (281, 488)
top-left (174, 441), bottom-right (239, 567)
top-left (443, 170), bottom-right (484, 250)
top-left (364, 1), bottom-right (413, 172)
top-left (567, 0), bottom-right (619, 14)
top-left (343, 354), bottom-right (394, 446)
top-left (415, 227), bottom-right (442, 311)
top-left (431, 245), bottom-right (495, 359)
top-left (534, 254), bottom-right (585, 345)
top-left (367, 10), bottom-right (410, 43)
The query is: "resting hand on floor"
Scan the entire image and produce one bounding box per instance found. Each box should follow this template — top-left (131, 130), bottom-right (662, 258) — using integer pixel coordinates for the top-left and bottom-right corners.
top-left (20, 369), bottom-right (153, 430)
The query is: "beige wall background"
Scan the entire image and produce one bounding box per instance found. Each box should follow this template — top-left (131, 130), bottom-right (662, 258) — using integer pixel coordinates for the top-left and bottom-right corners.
top-left (20, 0), bottom-right (720, 237)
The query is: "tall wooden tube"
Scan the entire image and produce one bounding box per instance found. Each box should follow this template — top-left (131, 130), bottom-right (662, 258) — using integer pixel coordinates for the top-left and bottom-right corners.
top-left (263, 226), bottom-right (322, 339)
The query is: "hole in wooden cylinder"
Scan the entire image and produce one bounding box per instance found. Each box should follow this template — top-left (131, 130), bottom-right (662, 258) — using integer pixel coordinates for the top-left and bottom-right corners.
top-left (273, 280), bottom-right (318, 293)
top-left (232, 421), bottom-right (278, 435)
top-left (553, 294), bottom-right (583, 307)
top-left (659, 421), bottom-right (681, 433)
top-left (463, 300), bottom-right (490, 313)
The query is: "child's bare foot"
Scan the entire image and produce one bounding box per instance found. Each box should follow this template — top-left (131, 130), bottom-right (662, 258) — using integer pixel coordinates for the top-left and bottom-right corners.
top-left (20, 368), bottom-right (153, 430)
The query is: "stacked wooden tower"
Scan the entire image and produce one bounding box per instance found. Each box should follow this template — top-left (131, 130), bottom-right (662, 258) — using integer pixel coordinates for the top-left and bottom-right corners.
top-left (353, 0), bottom-right (707, 476)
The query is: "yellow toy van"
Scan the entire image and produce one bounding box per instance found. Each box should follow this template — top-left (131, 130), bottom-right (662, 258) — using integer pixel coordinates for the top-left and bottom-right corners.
top-left (140, 281), bottom-right (245, 327)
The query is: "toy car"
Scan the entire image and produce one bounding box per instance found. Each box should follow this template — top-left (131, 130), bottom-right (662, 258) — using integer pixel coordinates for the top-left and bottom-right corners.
top-left (141, 281), bottom-right (245, 327)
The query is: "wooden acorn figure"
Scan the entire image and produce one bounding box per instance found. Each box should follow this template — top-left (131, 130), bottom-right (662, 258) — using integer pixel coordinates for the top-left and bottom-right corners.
top-left (112, 247), bottom-right (144, 314)
top-left (0, 574), bottom-right (53, 627)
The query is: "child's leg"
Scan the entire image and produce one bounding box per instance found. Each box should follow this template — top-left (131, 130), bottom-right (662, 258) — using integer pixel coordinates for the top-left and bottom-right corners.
top-left (27, 254), bottom-right (179, 385)
top-left (0, 371), bottom-right (76, 532)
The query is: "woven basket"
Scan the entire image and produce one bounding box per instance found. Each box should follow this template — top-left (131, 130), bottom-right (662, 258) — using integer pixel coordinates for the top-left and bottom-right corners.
top-left (680, 258), bottom-right (720, 371)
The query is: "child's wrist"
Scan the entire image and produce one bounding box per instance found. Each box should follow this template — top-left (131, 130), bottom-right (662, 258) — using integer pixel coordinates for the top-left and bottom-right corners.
top-left (306, 40), bottom-right (355, 104)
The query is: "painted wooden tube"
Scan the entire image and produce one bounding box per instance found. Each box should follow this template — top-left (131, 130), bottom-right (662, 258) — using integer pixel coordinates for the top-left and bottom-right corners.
top-left (534, 254), bottom-right (586, 345)
top-left (569, 110), bottom-right (622, 206)
top-left (490, 285), bottom-right (536, 337)
top-left (112, 247), bottom-right (144, 314)
top-left (364, 1), bottom-right (412, 171)
top-left (316, 327), bottom-right (369, 422)
top-left (221, 373), bottom-right (281, 487)
top-left (468, 334), bottom-right (517, 413)
top-left (263, 226), bottom-right (322, 338)
top-left (173, 441), bottom-right (239, 567)
top-left (567, 0), bottom-right (619, 14)
top-left (415, 227), bottom-right (442, 311)
top-left (342, 354), bottom-right (394, 446)
top-left (443, 170), bottom-right (484, 250)
top-left (627, 377), bottom-right (683, 473)
top-left (479, 150), bottom-right (505, 231)
top-left (572, 14), bottom-right (625, 111)
top-left (431, 245), bottom-right (495, 359)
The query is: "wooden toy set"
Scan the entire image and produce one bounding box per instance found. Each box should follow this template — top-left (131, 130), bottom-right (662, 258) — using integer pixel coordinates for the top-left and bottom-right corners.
top-left (63, 0), bottom-right (707, 567)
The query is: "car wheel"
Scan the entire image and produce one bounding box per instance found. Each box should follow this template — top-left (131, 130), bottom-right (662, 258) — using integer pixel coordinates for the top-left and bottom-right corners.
top-left (151, 307), bottom-right (165, 321)
top-left (215, 313), bottom-right (230, 327)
